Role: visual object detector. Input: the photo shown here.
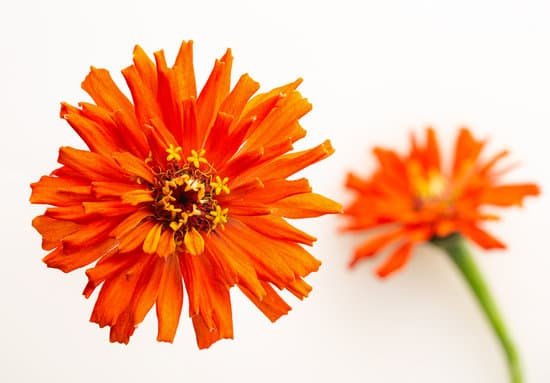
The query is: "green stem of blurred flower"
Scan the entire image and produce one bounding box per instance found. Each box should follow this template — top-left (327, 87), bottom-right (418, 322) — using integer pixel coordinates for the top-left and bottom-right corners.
top-left (432, 233), bottom-right (522, 383)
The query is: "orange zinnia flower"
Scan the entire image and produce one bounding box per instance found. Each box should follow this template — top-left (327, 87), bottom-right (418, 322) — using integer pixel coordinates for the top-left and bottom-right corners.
top-left (344, 127), bottom-right (539, 276)
top-left (343, 127), bottom-right (539, 383)
top-left (30, 41), bottom-right (341, 348)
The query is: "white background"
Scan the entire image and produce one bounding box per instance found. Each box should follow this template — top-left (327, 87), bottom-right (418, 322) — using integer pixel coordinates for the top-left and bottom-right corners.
top-left (1, 1), bottom-right (549, 382)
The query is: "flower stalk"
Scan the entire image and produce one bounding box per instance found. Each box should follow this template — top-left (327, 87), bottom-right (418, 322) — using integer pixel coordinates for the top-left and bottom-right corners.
top-left (432, 233), bottom-right (522, 383)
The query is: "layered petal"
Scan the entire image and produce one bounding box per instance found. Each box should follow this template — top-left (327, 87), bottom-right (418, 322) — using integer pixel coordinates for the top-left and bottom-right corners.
top-left (344, 127), bottom-right (539, 277)
top-left (31, 40), bottom-right (338, 349)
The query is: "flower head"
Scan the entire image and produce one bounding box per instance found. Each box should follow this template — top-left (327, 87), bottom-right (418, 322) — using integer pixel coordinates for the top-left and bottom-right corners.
top-left (343, 127), bottom-right (539, 277)
top-left (30, 41), bottom-right (341, 348)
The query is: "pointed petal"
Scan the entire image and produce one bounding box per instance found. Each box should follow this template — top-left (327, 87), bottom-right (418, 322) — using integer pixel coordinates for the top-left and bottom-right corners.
top-left (156, 254), bottom-right (184, 342)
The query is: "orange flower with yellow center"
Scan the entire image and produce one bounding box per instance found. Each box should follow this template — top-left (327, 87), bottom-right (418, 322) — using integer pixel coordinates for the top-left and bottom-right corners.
top-left (344, 127), bottom-right (539, 382)
top-left (30, 41), bottom-right (341, 348)
top-left (343, 127), bottom-right (539, 276)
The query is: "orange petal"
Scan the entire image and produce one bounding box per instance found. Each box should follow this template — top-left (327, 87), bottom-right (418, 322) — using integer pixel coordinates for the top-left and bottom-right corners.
top-left (271, 193), bottom-right (342, 218)
top-left (62, 110), bottom-right (121, 156)
top-left (121, 64), bottom-right (161, 125)
top-left (210, 116), bottom-right (255, 167)
top-left (425, 127), bottom-right (441, 171)
top-left (62, 219), bottom-right (118, 252)
top-left (242, 91), bottom-right (311, 152)
top-left (174, 40), bottom-right (197, 100)
top-left (156, 254), bottom-right (184, 342)
top-left (480, 184), bottom-right (540, 206)
top-left (250, 140), bottom-right (334, 181)
top-left (84, 252), bottom-right (137, 297)
top-left (191, 277), bottom-right (233, 349)
top-left (240, 178), bottom-right (311, 204)
top-left (45, 205), bottom-right (91, 221)
top-left (112, 151), bottom-right (155, 184)
top-left (274, 242), bottom-right (321, 278)
top-left (110, 209), bottom-right (151, 239)
top-left (156, 229), bottom-right (176, 258)
top-left (458, 223), bottom-right (507, 250)
top-left (242, 78), bottom-right (302, 117)
top-left (179, 252), bottom-right (233, 349)
top-left (145, 116), bottom-right (178, 162)
top-left (219, 224), bottom-right (295, 287)
top-left (219, 73), bottom-right (259, 118)
top-left (206, 232), bottom-right (265, 298)
top-left (58, 146), bottom-right (124, 182)
top-left (349, 228), bottom-right (407, 267)
top-left (111, 108), bottom-right (149, 158)
top-left (452, 127), bottom-right (485, 178)
top-left (32, 215), bottom-right (80, 250)
top-left (142, 223), bottom-right (163, 254)
top-left (376, 241), bottom-right (414, 278)
top-left (118, 221), bottom-right (155, 253)
top-left (180, 97), bottom-right (199, 153)
top-left (203, 112), bottom-right (235, 166)
top-left (30, 176), bottom-right (91, 206)
top-left (108, 311), bottom-right (136, 344)
top-left (183, 228), bottom-right (204, 256)
top-left (81, 67), bottom-right (133, 113)
top-left (479, 149), bottom-right (509, 176)
top-left (92, 181), bottom-right (142, 198)
top-left (154, 50), bottom-right (181, 137)
top-left (90, 253), bottom-right (150, 329)
top-left (83, 200), bottom-right (138, 217)
top-left (196, 50), bottom-right (233, 143)
top-left (192, 311), bottom-right (232, 350)
top-left (239, 281), bottom-right (291, 322)
top-left (221, 139), bottom-right (294, 181)
top-left (130, 256), bottom-right (165, 325)
top-left (237, 215), bottom-right (316, 246)
top-left (372, 148), bottom-right (408, 191)
top-left (121, 189), bottom-right (154, 205)
top-left (286, 277), bottom-right (312, 300)
top-left (434, 219), bottom-right (457, 238)
top-left (132, 45), bottom-right (158, 96)
top-left (43, 239), bottom-right (118, 273)
top-left (345, 172), bottom-right (369, 192)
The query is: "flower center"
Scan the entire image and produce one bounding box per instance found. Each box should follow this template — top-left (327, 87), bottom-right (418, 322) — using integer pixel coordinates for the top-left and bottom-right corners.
top-left (416, 170), bottom-right (447, 201)
top-left (150, 147), bottom-right (230, 244)
top-left (408, 162), bottom-right (450, 210)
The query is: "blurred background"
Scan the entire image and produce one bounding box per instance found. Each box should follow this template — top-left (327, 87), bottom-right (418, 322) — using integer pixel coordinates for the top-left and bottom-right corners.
top-left (1, 0), bottom-right (549, 381)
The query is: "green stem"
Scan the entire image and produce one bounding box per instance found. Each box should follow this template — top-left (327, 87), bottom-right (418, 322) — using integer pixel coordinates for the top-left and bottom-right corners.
top-left (431, 233), bottom-right (522, 383)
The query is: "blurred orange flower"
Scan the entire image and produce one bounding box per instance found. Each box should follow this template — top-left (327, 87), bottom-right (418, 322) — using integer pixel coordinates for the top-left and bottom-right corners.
top-left (343, 127), bottom-right (539, 277)
top-left (30, 41), bottom-right (341, 348)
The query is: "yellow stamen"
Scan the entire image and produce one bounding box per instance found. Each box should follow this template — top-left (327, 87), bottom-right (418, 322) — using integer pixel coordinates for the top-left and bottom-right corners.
top-left (184, 178), bottom-right (205, 193)
top-left (426, 170), bottom-right (446, 197)
top-left (160, 194), bottom-right (176, 205)
top-left (190, 204), bottom-right (201, 216)
top-left (166, 204), bottom-right (182, 220)
top-left (144, 151), bottom-right (153, 165)
top-left (197, 183), bottom-right (206, 200)
top-left (169, 220), bottom-right (184, 232)
top-left (166, 144), bottom-right (183, 162)
top-left (187, 149), bottom-right (208, 168)
top-left (143, 223), bottom-right (163, 254)
top-left (162, 184), bottom-right (172, 195)
top-left (184, 228), bottom-right (204, 256)
top-left (180, 212), bottom-right (190, 224)
top-left (173, 175), bottom-right (188, 186)
top-left (410, 163), bottom-right (447, 200)
top-left (210, 176), bottom-right (230, 195)
top-left (208, 204), bottom-right (229, 228)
